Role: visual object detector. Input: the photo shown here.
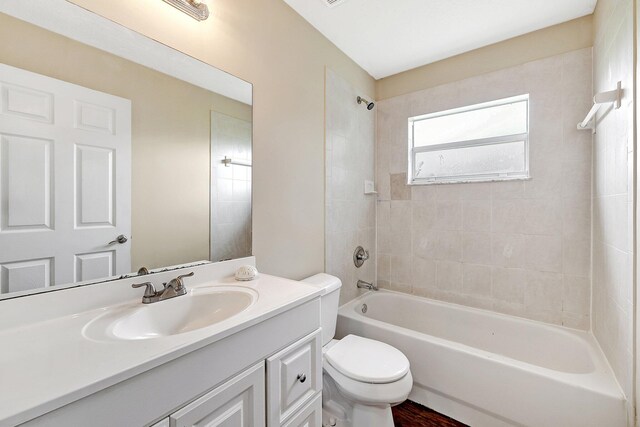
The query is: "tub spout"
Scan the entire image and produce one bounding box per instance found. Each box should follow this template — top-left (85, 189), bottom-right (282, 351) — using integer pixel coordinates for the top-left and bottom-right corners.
top-left (357, 280), bottom-right (378, 291)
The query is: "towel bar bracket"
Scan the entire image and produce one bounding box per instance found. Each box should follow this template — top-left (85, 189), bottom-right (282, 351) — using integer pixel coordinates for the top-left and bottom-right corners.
top-left (222, 156), bottom-right (252, 167)
top-left (577, 81), bottom-right (622, 134)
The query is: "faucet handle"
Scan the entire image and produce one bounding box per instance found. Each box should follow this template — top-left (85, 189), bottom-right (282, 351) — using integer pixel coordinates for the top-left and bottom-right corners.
top-left (132, 281), bottom-right (157, 298)
top-left (353, 246), bottom-right (370, 268)
top-left (167, 271), bottom-right (194, 291)
top-left (177, 271), bottom-right (195, 281)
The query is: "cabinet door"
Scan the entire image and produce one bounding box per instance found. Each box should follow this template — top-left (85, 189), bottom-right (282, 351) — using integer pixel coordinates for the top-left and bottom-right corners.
top-left (170, 362), bottom-right (265, 427)
top-left (281, 394), bottom-right (321, 427)
top-left (151, 419), bottom-right (170, 427)
top-left (267, 330), bottom-right (322, 426)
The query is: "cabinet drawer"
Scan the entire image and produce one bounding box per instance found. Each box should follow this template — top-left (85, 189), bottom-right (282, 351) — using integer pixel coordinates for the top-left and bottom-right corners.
top-left (282, 393), bottom-right (321, 427)
top-left (170, 362), bottom-right (265, 427)
top-left (267, 330), bottom-right (322, 426)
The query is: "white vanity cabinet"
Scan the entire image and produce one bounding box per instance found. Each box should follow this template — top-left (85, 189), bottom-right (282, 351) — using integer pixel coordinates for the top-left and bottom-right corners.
top-left (267, 331), bottom-right (322, 426)
top-left (165, 362), bottom-right (265, 427)
top-left (150, 330), bottom-right (322, 427)
top-left (281, 395), bottom-right (321, 427)
top-left (18, 296), bottom-right (322, 427)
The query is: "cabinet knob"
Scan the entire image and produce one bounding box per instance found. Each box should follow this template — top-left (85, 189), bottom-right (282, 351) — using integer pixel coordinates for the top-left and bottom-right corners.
top-left (297, 374), bottom-right (307, 383)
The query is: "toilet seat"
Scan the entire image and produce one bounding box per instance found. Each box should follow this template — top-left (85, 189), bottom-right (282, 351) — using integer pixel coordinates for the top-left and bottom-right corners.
top-left (324, 361), bottom-right (413, 405)
top-left (325, 335), bottom-right (410, 384)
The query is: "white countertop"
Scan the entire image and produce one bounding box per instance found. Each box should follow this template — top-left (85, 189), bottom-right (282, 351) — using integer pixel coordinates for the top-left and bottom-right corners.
top-left (0, 261), bottom-right (321, 426)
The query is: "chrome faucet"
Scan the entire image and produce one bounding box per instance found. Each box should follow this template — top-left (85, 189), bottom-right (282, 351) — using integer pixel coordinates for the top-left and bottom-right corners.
top-left (160, 272), bottom-right (193, 300)
top-left (132, 271), bottom-right (194, 304)
top-left (131, 281), bottom-right (159, 304)
top-left (357, 279), bottom-right (378, 291)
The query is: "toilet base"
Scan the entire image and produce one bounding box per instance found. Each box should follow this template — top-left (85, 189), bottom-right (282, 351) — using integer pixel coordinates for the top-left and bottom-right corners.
top-left (322, 408), bottom-right (347, 427)
top-left (322, 404), bottom-right (394, 427)
top-left (322, 374), bottom-right (396, 427)
top-left (352, 402), bottom-right (394, 427)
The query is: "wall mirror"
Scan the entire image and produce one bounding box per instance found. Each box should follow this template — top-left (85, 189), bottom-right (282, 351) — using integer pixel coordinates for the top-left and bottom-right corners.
top-left (0, 0), bottom-right (252, 300)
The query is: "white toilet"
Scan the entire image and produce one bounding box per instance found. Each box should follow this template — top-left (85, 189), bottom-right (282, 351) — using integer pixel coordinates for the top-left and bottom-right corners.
top-left (302, 274), bottom-right (413, 427)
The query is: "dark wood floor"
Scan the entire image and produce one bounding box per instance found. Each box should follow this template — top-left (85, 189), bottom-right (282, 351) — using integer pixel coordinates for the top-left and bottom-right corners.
top-left (392, 401), bottom-right (469, 427)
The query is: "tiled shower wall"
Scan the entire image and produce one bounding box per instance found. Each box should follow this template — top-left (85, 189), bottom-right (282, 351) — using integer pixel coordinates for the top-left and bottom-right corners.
top-left (210, 112), bottom-right (252, 262)
top-left (592, 0), bottom-right (635, 406)
top-left (326, 69), bottom-right (376, 304)
top-left (376, 49), bottom-right (593, 329)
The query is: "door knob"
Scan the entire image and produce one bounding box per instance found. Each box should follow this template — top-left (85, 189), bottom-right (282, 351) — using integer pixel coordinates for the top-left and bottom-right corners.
top-left (108, 234), bottom-right (128, 245)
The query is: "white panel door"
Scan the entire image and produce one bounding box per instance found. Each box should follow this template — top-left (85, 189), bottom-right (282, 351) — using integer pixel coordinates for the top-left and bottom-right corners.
top-left (281, 394), bottom-right (321, 427)
top-left (267, 331), bottom-right (322, 426)
top-left (170, 362), bottom-right (265, 427)
top-left (0, 63), bottom-right (131, 294)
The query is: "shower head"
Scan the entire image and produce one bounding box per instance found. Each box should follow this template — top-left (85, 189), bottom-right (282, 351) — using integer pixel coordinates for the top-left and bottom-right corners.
top-left (357, 96), bottom-right (375, 111)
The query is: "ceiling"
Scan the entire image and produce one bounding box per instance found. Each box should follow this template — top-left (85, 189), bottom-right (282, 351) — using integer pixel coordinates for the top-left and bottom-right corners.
top-left (282, 0), bottom-right (597, 79)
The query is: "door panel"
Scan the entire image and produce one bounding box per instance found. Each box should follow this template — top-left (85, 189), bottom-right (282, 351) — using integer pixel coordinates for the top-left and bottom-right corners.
top-left (267, 331), bottom-right (322, 426)
top-left (281, 345), bottom-right (313, 408)
top-left (0, 82), bottom-right (53, 123)
top-left (73, 101), bottom-right (115, 134)
top-left (0, 63), bottom-right (131, 294)
top-left (0, 257), bottom-right (52, 293)
top-left (281, 394), bottom-right (321, 427)
top-left (1, 134), bottom-right (52, 230)
top-left (75, 144), bottom-right (114, 227)
top-left (74, 251), bottom-right (114, 282)
top-left (170, 362), bottom-right (265, 427)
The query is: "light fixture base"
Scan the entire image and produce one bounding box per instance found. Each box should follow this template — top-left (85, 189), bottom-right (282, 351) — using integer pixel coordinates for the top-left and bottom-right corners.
top-left (162, 0), bottom-right (209, 21)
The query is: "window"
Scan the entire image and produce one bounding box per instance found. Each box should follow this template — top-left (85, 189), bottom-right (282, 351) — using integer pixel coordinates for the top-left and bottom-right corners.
top-left (408, 94), bottom-right (529, 184)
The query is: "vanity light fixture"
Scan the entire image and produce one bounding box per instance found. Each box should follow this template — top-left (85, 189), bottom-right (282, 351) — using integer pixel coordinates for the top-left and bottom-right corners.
top-left (162, 0), bottom-right (210, 21)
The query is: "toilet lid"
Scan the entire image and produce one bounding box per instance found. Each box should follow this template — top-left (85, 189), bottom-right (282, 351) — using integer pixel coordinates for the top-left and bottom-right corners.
top-left (325, 335), bottom-right (410, 384)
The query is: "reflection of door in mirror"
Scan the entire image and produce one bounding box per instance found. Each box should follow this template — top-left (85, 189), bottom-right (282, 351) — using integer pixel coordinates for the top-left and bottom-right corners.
top-left (210, 112), bottom-right (252, 262)
top-left (0, 63), bottom-right (132, 294)
top-left (0, 7), bottom-right (252, 299)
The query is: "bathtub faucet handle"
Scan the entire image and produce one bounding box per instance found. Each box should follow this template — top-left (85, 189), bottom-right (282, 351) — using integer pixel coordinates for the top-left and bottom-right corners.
top-left (357, 279), bottom-right (378, 291)
top-left (353, 246), bottom-right (370, 268)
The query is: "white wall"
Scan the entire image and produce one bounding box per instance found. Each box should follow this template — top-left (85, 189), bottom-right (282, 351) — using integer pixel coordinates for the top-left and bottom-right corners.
top-left (377, 16), bottom-right (593, 100)
top-left (325, 69), bottom-right (376, 303)
top-left (376, 49), bottom-right (593, 329)
top-left (592, 0), bottom-right (635, 413)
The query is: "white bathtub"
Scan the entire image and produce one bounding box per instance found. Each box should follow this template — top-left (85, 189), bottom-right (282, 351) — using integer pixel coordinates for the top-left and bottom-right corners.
top-left (336, 290), bottom-right (627, 427)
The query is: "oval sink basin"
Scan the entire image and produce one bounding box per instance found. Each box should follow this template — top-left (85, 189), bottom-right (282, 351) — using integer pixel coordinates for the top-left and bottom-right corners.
top-left (83, 287), bottom-right (257, 341)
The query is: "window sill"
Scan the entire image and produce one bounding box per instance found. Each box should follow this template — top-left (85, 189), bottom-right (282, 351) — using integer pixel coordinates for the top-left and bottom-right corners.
top-left (409, 175), bottom-right (531, 186)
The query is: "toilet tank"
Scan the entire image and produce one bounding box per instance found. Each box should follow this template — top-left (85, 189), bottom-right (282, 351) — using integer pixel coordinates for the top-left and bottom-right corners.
top-left (302, 273), bottom-right (342, 346)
